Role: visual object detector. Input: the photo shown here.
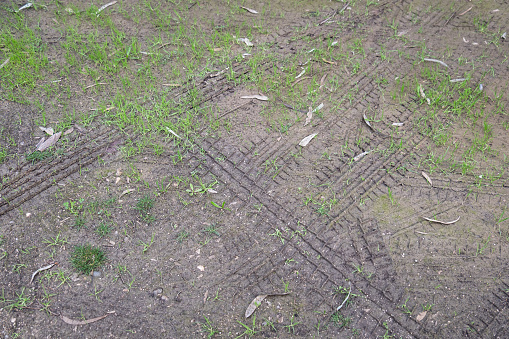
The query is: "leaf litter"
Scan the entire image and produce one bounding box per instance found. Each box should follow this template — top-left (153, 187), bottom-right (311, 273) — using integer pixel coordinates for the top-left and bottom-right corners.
top-left (96, 1), bottom-right (117, 16)
top-left (299, 133), bottom-right (317, 147)
top-left (39, 126), bottom-right (54, 136)
top-left (245, 293), bottom-right (290, 318)
top-left (30, 262), bottom-right (57, 283)
top-left (61, 313), bottom-right (111, 325)
top-left (353, 150), bottom-right (372, 162)
top-left (240, 94), bottom-right (268, 101)
top-left (37, 132), bottom-right (61, 151)
top-left (421, 171), bottom-right (433, 186)
top-left (240, 6), bottom-right (258, 14)
top-left (422, 216), bottom-right (460, 225)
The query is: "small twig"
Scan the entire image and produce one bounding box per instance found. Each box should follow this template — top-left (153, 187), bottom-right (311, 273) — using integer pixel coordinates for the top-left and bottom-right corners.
top-left (458, 6), bottom-right (472, 16)
top-left (96, 1), bottom-right (117, 16)
top-left (291, 76), bottom-right (311, 87)
top-left (444, 11), bottom-right (456, 26)
top-left (319, 3), bottom-right (349, 25)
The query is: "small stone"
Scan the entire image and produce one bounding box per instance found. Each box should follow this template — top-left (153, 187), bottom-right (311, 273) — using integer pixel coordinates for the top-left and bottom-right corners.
top-left (92, 271), bottom-right (101, 277)
top-left (161, 295), bottom-right (169, 302)
top-left (197, 265), bottom-right (205, 271)
top-left (26, 213), bottom-right (31, 217)
top-left (152, 288), bottom-right (163, 298)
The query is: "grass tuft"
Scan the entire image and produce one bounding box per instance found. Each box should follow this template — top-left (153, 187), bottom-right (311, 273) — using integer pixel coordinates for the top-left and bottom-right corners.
top-left (70, 244), bottom-right (106, 274)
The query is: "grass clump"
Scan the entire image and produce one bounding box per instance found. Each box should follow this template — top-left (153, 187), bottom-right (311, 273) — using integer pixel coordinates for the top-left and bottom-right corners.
top-left (70, 244), bottom-right (106, 274)
top-left (134, 195), bottom-right (155, 223)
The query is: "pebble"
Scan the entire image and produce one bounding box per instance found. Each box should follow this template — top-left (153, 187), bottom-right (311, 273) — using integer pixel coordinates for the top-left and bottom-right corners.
top-left (92, 271), bottom-right (101, 277)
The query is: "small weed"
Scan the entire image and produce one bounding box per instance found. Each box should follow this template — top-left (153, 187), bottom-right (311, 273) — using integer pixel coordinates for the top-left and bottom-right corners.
top-left (200, 316), bottom-right (219, 338)
top-left (4, 287), bottom-right (32, 312)
top-left (283, 315), bottom-right (301, 334)
top-left (176, 231), bottom-right (189, 243)
top-left (235, 315), bottom-right (258, 339)
top-left (134, 195), bottom-right (155, 223)
top-left (139, 233), bottom-right (155, 253)
top-left (330, 312), bottom-right (352, 328)
top-left (422, 303), bottom-right (434, 311)
top-left (399, 297), bottom-right (412, 315)
top-left (210, 201), bottom-right (230, 211)
top-left (203, 224), bottom-right (220, 236)
top-left (95, 222), bottom-right (112, 238)
top-left (42, 232), bottom-right (68, 248)
top-left (26, 150), bottom-right (53, 164)
top-left (70, 244), bottom-right (106, 274)
top-left (74, 216), bottom-right (86, 230)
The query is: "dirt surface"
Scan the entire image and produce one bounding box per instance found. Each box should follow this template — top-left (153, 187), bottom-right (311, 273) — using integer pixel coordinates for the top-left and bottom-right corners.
top-left (1, 0), bottom-right (509, 338)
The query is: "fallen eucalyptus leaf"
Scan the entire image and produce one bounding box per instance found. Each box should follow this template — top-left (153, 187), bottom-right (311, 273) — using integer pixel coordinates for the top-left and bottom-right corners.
top-left (30, 262), bottom-right (56, 283)
top-left (96, 1), bottom-right (117, 16)
top-left (240, 94), bottom-right (268, 101)
top-left (240, 6), bottom-right (258, 14)
top-left (63, 127), bottom-right (74, 136)
top-left (165, 126), bottom-right (182, 139)
top-left (245, 293), bottom-right (290, 318)
top-left (17, 3), bottom-right (33, 12)
top-left (299, 133), bottom-right (317, 147)
top-left (295, 69), bottom-right (306, 79)
top-left (245, 295), bottom-right (267, 318)
top-left (238, 38), bottom-right (254, 46)
top-left (0, 58), bottom-right (10, 70)
top-left (61, 314), bottom-right (109, 325)
top-left (422, 216), bottom-right (460, 225)
top-left (35, 137), bottom-right (46, 149)
top-left (423, 58), bottom-right (449, 68)
top-left (421, 171), bottom-right (432, 186)
top-left (39, 126), bottom-right (54, 136)
top-left (416, 311), bottom-right (427, 322)
top-left (304, 106), bottom-right (312, 126)
top-left (392, 122), bottom-right (404, 126)
top-left (37, 132), bottom-right (61, 151)
top-left (120, 188), bottom-right (135, 198)
top-left (353, 150), bottom-right (371, 162)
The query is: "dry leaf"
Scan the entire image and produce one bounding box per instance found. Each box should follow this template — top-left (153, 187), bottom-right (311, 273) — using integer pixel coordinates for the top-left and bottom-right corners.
top-left (31, 263), bottom-right (56, 283)
top-left (422, 216), bottom-right (460, 225)
top-left (240, 95), bottom-right (268, 101)
top-left (421, 171), bottom-right (432, 186)
top-left (238, 38), bottom-right (254, 46)
top-left (35, 137), bottom-right (46, 149)
top-left (120, 188), bottom-right (135, 198)
top-left (61, 314), bottom-right (109, 325)
top-left (37, 132), bottom-right (61, 151)
top-left (39, 126), bottom-right (54, 136)
top-left (245, 295), bottom-right (268, 318)
top-left (419, 85), bottom-right (431, 105)
top-left (0, 58), bottom-right (10, 70)
top-left (320, 73), bottom-right (328, 88)
top-left (392, 122), bottom-right (404, 126)
top-left (295, 69), bottom-right (306, 79)
top-left (207, 189), bottom-right (218, 194)
top-left (322, 58), bottom-right (337, 65)
top-left (18, 3), bottom-right (33, 11)
top-left (353, 150), bottom-right (371, 162)
top-left (241, 6), bottom-right (258, 14)
top-left (197, 265), bottom-right (205, 271)
top-left (245, 293), bottom-right (290, 318)
top-left (299, 133), bottom-right (317, 147)
top-left (363, 113), bottom-right (373, 129)
top-left (304, 106), bottom-right (312, 126)
top-left (416, 311), bottom-right (427, 322)
top-left (165, 126), bottom-right (182, 139)
top-left (162, 83), bottom-right (180, 87)
top-left (96, 1), bottom-right (117, 15)
top-left (63, 127), bottom-right (74, 136)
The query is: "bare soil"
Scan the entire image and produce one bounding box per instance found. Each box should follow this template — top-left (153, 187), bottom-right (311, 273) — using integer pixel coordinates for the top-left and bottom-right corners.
top-left (1, 0), bottom-right (508, 338)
